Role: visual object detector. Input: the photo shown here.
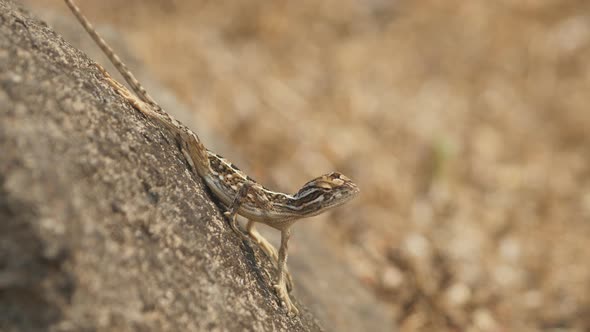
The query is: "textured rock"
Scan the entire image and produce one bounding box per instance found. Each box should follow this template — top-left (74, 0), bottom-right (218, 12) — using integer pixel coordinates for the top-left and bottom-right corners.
top-left (0, 1), bottom-right (323, 330)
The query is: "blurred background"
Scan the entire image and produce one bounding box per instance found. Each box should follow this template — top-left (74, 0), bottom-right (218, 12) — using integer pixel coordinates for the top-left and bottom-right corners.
top-left (21, 0), bottom-right (590, 331)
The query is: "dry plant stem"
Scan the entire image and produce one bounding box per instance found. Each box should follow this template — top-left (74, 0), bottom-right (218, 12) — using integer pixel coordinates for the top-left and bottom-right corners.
top-left (64, 0), bottom-right (359, 316)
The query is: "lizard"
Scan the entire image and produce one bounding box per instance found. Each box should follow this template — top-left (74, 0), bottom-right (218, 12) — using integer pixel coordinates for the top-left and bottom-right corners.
top-left (63, 0), bottom-right (360, 316)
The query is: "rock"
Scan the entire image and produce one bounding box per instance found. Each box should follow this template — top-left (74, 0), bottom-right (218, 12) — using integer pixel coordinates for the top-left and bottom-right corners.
top-left (0, 1), bottom-right (323, 330)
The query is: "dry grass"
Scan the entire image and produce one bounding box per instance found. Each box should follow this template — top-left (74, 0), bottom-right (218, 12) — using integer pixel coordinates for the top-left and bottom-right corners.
top-left (29, 0), bottom-right (590, 330)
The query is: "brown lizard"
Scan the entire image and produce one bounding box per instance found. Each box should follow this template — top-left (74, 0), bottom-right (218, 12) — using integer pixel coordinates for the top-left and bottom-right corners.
top-left (63, 0), bottom-right (359, 316)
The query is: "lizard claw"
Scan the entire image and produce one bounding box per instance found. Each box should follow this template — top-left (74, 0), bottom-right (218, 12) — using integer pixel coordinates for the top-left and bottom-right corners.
top-left (224, 212), bottom-right (250, 243)
top-left (274, 282), bottom-right (299, 316)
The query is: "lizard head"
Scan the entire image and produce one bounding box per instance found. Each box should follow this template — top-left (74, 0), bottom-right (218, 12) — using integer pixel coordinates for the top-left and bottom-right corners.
top-left (290, 172), bottom-right (360, 218)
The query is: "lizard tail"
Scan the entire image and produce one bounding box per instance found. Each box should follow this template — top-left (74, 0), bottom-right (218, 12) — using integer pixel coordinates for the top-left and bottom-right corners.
top-left (64, 0), bottom-right (158, 108)
top-left (66, 0), bottom-right (213, 179)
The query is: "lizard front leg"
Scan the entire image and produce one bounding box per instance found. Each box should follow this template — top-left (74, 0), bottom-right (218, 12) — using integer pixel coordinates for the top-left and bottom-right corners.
top-left (223, 183), bottom-right (252, 242)
top-left (246, 221), bottom-right (294, 293)
top-left (274, 227), bottom-right (298, 316)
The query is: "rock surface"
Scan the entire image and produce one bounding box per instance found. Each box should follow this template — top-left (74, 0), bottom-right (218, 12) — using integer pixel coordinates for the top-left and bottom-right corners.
top-left (0, 1), bottom-right (323, 330)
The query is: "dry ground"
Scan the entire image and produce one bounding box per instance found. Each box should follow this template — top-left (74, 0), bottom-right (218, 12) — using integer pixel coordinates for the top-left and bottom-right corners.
top-left (25, 0), bottom-right (590, 331)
